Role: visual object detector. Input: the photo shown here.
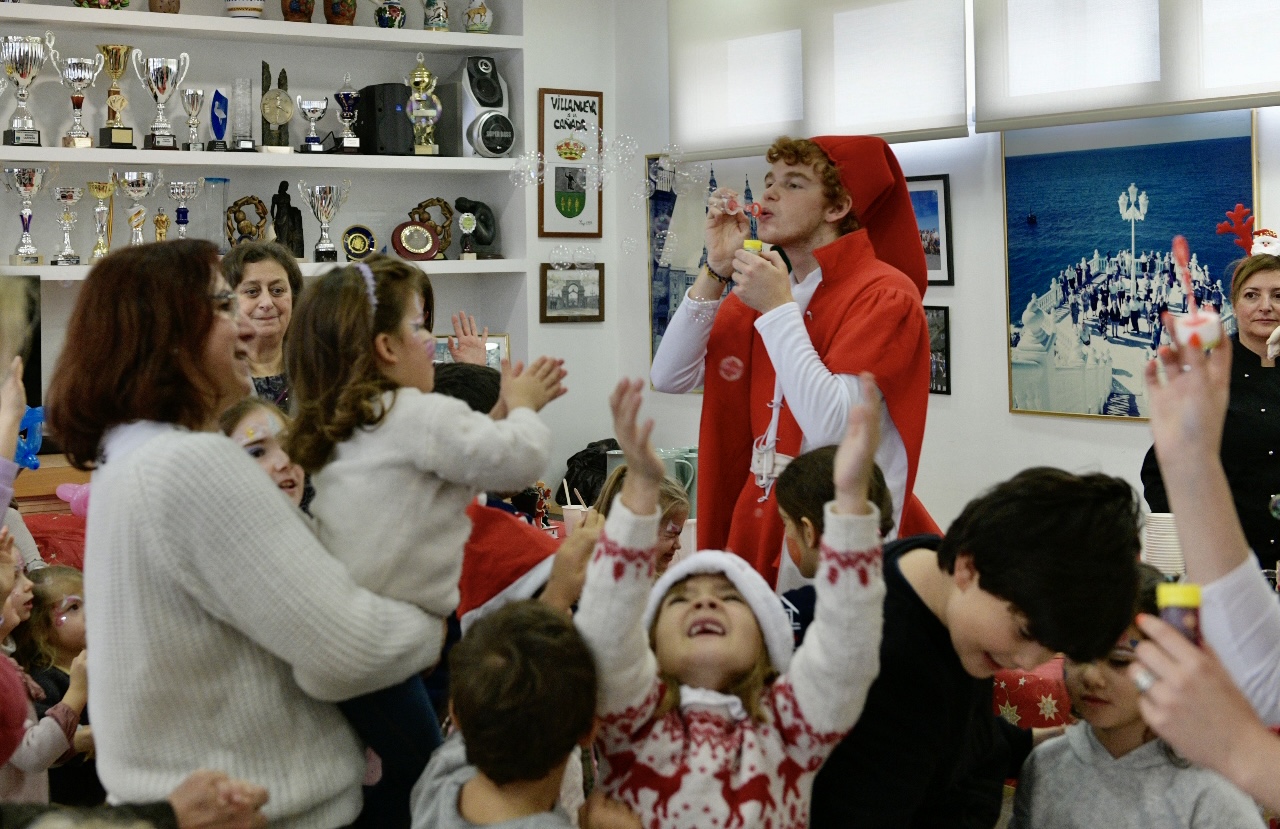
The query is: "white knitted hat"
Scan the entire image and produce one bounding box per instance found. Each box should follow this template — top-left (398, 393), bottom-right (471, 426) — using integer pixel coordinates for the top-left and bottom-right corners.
top-left (641, 550), bottom-right (794, 674)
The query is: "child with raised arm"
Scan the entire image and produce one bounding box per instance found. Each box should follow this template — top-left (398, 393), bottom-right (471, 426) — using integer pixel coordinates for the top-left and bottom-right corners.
top-left (574, 375), bottom-right (887, 829)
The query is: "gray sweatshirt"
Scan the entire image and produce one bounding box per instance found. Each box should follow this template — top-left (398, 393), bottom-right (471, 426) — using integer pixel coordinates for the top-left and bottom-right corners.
top-left (410, 733), bottom-right (573, 829)
top-left (1010, 723), bottom-right (1264, 828)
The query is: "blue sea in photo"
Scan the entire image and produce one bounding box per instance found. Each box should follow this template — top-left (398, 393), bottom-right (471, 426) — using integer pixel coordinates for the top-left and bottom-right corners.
top-left (1005, 136), bottom-right (1252, 324)
top-left (911, 190), bottom-right (940, 232)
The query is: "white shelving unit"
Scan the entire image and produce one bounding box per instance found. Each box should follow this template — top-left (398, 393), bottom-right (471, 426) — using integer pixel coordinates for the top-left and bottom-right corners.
top-left (2, 0), bottom-right (530, 391)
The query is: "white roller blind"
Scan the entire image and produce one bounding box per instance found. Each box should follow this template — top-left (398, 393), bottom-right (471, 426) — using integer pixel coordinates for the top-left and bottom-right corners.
top-left (668, 0), bottom-right (968, 158)
top-left (975, 0), bottom-right (1280, 132)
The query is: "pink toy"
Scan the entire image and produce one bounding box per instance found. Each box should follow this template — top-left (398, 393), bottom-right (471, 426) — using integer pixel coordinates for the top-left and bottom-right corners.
top-left (55, 483), bottom-right (90, 518)
top-left (1171, 235), bottom-right (1221, 351)
top-left (710, 192), bottom-right (763, 218)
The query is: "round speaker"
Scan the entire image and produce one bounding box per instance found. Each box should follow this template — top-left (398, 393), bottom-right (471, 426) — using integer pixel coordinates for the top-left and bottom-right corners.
top-left (467, 111), bottom-right (514, 158)
top-left (472, 76), bottom-right (502, 108)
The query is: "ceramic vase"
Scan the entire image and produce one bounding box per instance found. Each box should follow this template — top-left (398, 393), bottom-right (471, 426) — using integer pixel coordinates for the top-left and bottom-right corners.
top-left (281, 0), bottom-right (314, 21)
top-left (149, 0), bottom-right (179, 12)
top-left (224, 0), bottom-right (264, 16)
top-left (323, 0), bottom-right (356, 24)
top-left (74, 0), bottom-right (129, 8)
top-left (374, 0), bottom-right (406, 28)
top-left (422, 0), bottom-right (447, 31)
top-left (463, 0), bottom-right (491, 33)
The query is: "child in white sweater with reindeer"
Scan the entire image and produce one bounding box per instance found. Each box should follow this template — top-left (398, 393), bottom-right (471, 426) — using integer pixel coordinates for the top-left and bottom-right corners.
top-left (574, 376), bottom-right (887, 829)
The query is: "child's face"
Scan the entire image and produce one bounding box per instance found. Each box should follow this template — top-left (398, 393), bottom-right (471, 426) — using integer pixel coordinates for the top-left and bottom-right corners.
top-left (945, 555), bottom-right (1054, 678)
top-left (231, 408), bottom-right (305, 507)
top-left (653, 573), bottom-right (764, 693)
top-left (779, 507), bottom-right (819, 579)
top-left (1064, 625), bottom-right (1144, 732)
top-left (379, 292), bottom-right (435, 394)
top-left (50, 593), bottom-right (86, 655)
top-left (655, 509), bottom-right (689, 576)
top-left (8, 567), bottom-right (32, 623)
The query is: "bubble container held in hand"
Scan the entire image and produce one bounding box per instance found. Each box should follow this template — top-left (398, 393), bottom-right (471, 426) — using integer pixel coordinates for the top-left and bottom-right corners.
top-left (1156, 582), bottom-right (1202, 645)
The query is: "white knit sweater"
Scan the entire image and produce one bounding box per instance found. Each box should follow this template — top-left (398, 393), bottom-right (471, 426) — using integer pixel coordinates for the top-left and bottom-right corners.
top-left (311, 389), bottom-right (551, 615)
top-left (85, 423), bottom-right (446, 829)
top-left (575, 502), bottom-right (885, 829)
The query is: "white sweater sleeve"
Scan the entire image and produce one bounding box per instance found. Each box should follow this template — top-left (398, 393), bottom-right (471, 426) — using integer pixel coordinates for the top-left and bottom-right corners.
top-left (650, 292), bottom-right (720, 394)
top-left (754, 302), bottom-right (859, 448)
top-left (574, 501), bottom-right (662, 722)
top-left (1201, 556), bottom-right (1280, 724)
top-left (780, 503), bottom-right (886, 736)
top-left (151, 435), bottom-right (446, 703)
top-left (399, 394), bottom-right (551, 493)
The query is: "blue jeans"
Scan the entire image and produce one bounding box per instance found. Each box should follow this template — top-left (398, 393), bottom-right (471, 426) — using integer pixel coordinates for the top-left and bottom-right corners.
top-left (338, 674), bottom-right (443, 829)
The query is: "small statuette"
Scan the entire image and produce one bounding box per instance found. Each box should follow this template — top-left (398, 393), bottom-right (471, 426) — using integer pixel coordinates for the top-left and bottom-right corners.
top-left (153, 206), bottom-right (170, 242)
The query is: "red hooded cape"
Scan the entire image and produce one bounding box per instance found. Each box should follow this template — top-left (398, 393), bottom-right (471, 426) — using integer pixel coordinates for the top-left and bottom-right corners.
top-left (696, 135), bottom-right (937, 585)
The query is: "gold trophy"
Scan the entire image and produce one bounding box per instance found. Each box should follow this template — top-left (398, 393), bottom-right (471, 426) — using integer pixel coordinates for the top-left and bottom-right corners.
top-left (87, 179), bottom-right (115, 261)
top-left (97, 44), bottom-right (135, 148)
top-left (405, 53), bottom-right (440, 156)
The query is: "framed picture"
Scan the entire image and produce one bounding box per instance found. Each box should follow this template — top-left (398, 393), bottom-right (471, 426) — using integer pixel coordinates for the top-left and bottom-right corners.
top-left (1004, 110), bottom-right (1256, 419)
top-left (540, 264), bottom-right (604, 323)
top-left (433, 333), bottom-right (510, 370)
top-left (538, 88), bottom-right (603, 238)
top-left (924, 305), bottom-right (951, 395)
top-left (907, 175), bottom-right (954, 287)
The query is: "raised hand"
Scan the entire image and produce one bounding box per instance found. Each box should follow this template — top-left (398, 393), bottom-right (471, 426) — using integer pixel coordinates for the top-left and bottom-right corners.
top-left (447, 311), bottom-right (490, 366)
top-left (833, 374), bottom-right (881, 516)
top-left (501, 356), bottom-right (567, 413)
top-left (704, 189), bottom-right (751, 276)
top-left (609, 378), bottom-right (662, 516)
top-left (1144, 313), bottom-right (1230, 469)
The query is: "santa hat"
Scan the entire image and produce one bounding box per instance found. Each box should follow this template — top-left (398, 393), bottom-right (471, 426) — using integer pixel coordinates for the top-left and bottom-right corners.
top-left (457, 501), bottom-right (559, 635)
top-left (642, 550), bottom-right (794, 674)
top-left (0, 657), bottom-right (27, 765)
top-left (1253, 228), bottom-right (1280, 256)
top-left (810, 135), bottom-right (929, 296)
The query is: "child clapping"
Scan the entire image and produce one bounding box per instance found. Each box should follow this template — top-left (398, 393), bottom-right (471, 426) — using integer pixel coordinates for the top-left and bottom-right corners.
top-left (575, 376), bottom-right (887, 829)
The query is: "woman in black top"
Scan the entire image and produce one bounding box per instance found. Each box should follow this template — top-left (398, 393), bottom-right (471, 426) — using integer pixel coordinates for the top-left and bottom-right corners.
top-left (1142, 253), bottom-right (1280, 566)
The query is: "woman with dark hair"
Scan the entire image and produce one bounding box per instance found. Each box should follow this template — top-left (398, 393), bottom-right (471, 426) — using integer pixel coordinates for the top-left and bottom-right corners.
top-left (1141, 253), bottom-right (1280, 566)
top-left (44, 241), bottom-right (445, 829)
top-left (220, 242), bottom-right (304, 411)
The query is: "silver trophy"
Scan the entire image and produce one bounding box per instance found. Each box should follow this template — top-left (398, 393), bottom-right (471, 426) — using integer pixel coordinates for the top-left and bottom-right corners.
top-left (296, 95), bottom-right (327, 153)
top-left (297, 179), bottom-right (350, 263)
top-left (116, 170), bottom-right (164, 246)
top-left (4, 167), bottom-right (49, 265)
top-left (334, 73), bottom-right (359, 153)
top-left (49, 187), bottom-right (85, 266)
top-left (167, 179), bottom-right (204, 239)
top-left (55, 54), bottom-right (104, 148)
top-left (131, 51), bottom-right (190, 150)
top-left (1, 32), bottom-right (56, 146)
top-left (180, 88), bottom-right (204, 151)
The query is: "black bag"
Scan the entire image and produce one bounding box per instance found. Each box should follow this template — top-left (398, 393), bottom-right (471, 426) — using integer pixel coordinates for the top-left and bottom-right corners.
top-left (556, 438), bottom-right (619, 507)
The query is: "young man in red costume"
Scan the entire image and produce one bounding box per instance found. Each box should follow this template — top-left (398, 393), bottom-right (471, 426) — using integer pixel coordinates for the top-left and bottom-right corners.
top-left (651, 135), bottom-right (935, 587)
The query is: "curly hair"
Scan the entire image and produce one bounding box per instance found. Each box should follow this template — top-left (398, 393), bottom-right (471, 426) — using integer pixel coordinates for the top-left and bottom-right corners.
top-left (284, 254), bottom-right (433, 472)
top-left (13, 566), bottom-right (82, 673)
top-left (766, 136), bottom-right (860, 236)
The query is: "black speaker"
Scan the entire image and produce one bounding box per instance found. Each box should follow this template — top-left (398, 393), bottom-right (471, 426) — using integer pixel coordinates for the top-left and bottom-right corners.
top-left (354, 83), bottom-right (413, 156)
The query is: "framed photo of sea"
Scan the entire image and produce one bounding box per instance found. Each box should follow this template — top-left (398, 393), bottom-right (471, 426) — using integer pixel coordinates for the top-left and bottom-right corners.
top-left (924, 305), bottom-right (951, 395)
top-left (907, 175), bottom-right (954, 286)
top-left (1003, 110), bottom-right (1257, 420)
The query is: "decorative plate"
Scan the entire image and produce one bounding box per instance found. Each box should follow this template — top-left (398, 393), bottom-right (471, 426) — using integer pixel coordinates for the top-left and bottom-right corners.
top-left (342, 224), bottom-right (377, 261)
top-left (391, 220), bottom-right (440, 261)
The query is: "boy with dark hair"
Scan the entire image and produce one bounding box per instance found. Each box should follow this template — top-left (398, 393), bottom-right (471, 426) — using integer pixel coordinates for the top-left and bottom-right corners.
top-left (431, 363), bottom-right (502, 417)
top-left (411, 600), bottom-right (634, 829)
top-left (808, 467), bottom-right (1141, 829)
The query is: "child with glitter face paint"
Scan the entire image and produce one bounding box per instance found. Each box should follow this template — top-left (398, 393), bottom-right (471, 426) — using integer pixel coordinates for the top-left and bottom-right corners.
top-left (593, 465), bottom-right (690, 575)
top-left (1009, 564), bottom-right (1263, 829)
top-left (218, 399), bottom-right (306, 510)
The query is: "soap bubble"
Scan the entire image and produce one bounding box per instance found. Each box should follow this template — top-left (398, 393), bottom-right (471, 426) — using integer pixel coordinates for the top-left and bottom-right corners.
top-left (509, 150), bottom-right (544, 187)
top-left (658, 143), bottom-right (684, 171)
top-left (573, 245), bottom-right (596, 268)
top-left (550, 244), bottom-right (572, 270)
top-left (621, 236), bottom-right (639, 255)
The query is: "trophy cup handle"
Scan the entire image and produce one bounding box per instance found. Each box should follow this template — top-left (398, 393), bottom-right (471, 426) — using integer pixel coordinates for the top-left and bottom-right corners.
top-left (297, 179), bottom-right (309, 200)
top-left (175, 53), bottom-right (190, 91)
top-left (131, 49), bottom-right (145, 85)
top-left (338, 179), bottom-right (352, 208)
top-left (90, 53), bottom-right (105, 86)
top-left (44, 31), bottom-right (56, 58)
top-left (0, 78), bottom-right (7, 98)
top-left (296, 94), bottom-right (303, 114)
top-left (49, 49), bottom-right (61, 77)
top-left (155, 169), bottom-right (166, 191)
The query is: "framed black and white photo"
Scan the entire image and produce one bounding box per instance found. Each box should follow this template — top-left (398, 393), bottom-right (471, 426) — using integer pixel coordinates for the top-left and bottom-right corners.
top-left (907, 175), bottom-right (954, 287)
top-left (540, 264), bottom-right (604, 323)
top-left (924, 305), bottom-right (951, 395)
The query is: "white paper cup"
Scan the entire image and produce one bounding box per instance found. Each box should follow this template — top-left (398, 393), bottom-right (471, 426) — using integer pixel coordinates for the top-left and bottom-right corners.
top-left (562, 505), bottom-right (588, 535)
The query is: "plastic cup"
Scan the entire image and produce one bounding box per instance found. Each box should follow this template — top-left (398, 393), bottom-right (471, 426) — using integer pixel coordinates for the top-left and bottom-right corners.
top-left (562, 505), bottom-right (588, 535)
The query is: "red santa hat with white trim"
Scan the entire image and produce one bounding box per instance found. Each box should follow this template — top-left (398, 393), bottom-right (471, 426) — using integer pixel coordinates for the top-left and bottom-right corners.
top-left (456, 500), bottom-right (560, 635)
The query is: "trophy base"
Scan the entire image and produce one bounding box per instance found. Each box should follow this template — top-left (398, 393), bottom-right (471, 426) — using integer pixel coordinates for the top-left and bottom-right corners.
top-left (259, 145), bottom-right (294, 154)
top-left (4, 129), bottom-right (40, 147)
top-left (208, 140), bottom-right (229, 151)
top-left (298, 141), bottom-right (326, 153)
top-left (313, 247), bottom-right (338, 263)
top-left (413, 144), bottom-right (440, 156)
top-left (51, 254), bottom-right (81, 266)
top-left (233, 139), bottom-right (257, 151)
top-left (9, 253), bottom-right (42, 266)
top-left (183, 142), bottom-right (206, 151)
top-left (62, 135), bottom-right (93, 149)
top-left (334, 136), bottom-right (360, 153)
top-left (99, 127), bottom-right (135, 149)
top-left (144, 133), bottom-right (180, 150)
top-left (459, 252), bottom-right (477, 260)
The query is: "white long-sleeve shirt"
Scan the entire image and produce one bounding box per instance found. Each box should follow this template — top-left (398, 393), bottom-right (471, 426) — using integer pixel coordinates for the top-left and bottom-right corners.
top-left (650, 270), bottom-right (909, 552)
top-left (1201, 556), bottom-right (1280, 724)
top-left (87, 422), bottom-right (446, 829)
